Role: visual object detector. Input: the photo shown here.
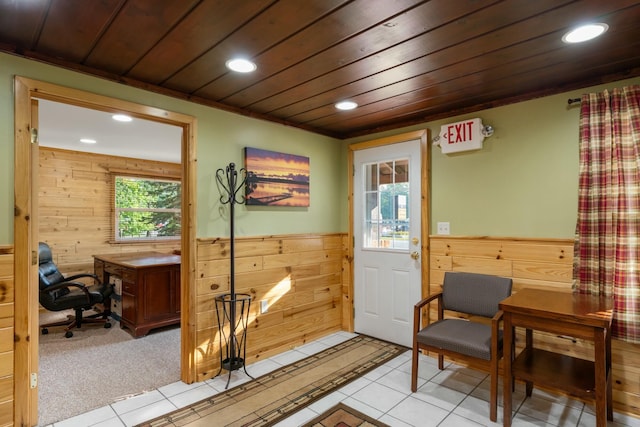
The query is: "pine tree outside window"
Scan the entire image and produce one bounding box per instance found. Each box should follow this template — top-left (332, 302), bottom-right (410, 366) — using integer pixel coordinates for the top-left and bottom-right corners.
top-left (114, 175), bottom-right (181, 241)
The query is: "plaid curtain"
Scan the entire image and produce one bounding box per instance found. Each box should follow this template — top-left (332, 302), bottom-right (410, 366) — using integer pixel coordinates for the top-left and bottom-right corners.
top-left (573, 85), bottom-right (640, 342)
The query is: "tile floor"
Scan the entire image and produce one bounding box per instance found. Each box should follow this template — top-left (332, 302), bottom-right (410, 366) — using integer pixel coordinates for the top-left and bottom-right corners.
top-left (42, 331), bottom-right (640, 427)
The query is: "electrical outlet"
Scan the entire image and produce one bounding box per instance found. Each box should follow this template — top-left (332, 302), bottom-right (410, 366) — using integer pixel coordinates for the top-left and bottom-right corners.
top-left (437, 222), bottom-right (450, 235)
top-left (260, 300), bottom-right (268, 314)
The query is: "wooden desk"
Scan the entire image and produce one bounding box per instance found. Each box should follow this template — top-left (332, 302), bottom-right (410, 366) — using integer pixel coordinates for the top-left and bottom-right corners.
top-left (94, 252), bottom-right (181, 337)
top-left (500, 288), bottom-right (613, 427)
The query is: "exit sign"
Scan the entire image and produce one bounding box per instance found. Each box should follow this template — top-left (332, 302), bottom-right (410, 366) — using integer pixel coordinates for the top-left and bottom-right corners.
top-left (437, 118), bottom-right (487, 154)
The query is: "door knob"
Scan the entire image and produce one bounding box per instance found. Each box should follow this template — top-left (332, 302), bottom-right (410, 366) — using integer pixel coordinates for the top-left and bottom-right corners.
top-left (410, 251), bottom-right (420, 260)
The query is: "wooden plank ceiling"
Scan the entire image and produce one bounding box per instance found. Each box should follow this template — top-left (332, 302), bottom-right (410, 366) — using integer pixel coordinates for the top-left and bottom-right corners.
top-left (1, 0), bottom-right (639, 139)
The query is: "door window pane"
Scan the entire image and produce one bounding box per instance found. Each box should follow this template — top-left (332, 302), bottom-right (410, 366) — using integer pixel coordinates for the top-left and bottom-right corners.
top-left (362, 158), bottom-right (410, 250)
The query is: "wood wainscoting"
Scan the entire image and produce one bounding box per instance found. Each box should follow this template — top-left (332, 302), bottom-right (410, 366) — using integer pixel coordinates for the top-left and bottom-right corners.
top-left (429, 236), bottom-right (640, 416)
top-left (0, 247), bottom-right (14, 427)
top-left (194, 234), bottom-right (346, 381)
top-left (6, 233), bottom-right (639, 423)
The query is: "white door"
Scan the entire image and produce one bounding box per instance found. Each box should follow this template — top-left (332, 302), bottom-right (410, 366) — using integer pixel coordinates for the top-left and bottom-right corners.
top-left (353, 139), bottom-right (422, 347)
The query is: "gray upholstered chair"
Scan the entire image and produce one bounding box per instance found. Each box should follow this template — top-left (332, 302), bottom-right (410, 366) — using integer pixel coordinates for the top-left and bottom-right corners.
top-left (411, 271), bottom-right (512, 422)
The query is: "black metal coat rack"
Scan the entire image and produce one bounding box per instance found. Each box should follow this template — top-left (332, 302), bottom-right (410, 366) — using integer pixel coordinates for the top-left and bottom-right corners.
top-left (215, 162), bottom-right (253, 388)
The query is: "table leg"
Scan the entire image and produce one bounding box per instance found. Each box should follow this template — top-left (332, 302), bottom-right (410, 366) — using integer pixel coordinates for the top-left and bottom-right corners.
top-left (503, 315), bottom-right (513, 427)
top-left (525, 329), bottom-right (533, 397)
top-left (606, 326), bottom-right (613, 420)
top-left (594, 327), bottom-right (607, 427)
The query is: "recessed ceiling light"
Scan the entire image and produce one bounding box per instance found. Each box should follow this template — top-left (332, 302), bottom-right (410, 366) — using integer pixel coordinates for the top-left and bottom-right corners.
top-left (112, 114), bottom-right (133, 122)
top-left (335, 101), bottom-right (358, 111)
top-left (80, 138), bottom-right (97, 144)
top-left (226, 58), bottom-right (257, 73)
top-left (562, 23), bottom-right (608, 44)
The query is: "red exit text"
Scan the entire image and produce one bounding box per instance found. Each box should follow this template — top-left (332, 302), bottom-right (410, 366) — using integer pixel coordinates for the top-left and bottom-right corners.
top-left (446, 121), bottom-right (474, 144)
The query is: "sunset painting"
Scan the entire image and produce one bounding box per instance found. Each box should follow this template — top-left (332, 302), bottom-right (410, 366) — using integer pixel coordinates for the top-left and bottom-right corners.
top-left (244, 147), bottom-right (310, 207)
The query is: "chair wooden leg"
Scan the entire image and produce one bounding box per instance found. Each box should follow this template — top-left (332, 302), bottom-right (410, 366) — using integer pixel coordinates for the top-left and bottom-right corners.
top-left (512, 329), bottom-right (516, 392)
top-left (438, 354), bottom-right (444, 370)
top-left (411, 346), bottom-right (419, 392)
top-left (490, 357), bottom-right (498, 422)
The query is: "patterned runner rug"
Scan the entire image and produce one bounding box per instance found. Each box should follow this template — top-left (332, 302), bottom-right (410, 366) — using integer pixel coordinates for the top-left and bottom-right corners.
top-left (302, 402), bottom-right (390, 427)
top-left (139, 335), bottom-right (407, 427)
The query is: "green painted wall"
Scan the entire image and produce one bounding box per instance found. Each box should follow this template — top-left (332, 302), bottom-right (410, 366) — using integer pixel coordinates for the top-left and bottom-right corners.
top-left (345, 76), bottom-right (640, 238)
top-left (3, 52), bottom-right (639, 243)
top-left (0, 53), bottom-right (344, 244)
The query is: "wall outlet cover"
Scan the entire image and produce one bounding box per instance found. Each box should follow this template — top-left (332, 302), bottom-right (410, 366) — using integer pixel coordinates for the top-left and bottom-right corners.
top-left (437, 222), bottom-right (450, 235)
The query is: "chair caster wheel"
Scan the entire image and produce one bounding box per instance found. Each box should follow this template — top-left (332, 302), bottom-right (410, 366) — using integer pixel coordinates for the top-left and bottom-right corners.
top-left (65, 331), bottom-right (73, 338)
top-left (104, 322), bottom-right (112, 329)
top-left (42, 328), bottom-right (48, 335)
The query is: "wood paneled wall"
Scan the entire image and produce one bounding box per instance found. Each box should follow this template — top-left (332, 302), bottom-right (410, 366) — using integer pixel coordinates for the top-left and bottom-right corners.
top-left (39, 147), bottom-right (181, 275)
top-left (0, 247), bottom-right (14, 427)
top-left (430, 236), bottom-right (640, 416)
top-left (194, 234), bottom-right (345, 381)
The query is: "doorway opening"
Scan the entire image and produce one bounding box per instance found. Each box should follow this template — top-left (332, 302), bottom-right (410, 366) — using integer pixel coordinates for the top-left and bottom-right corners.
top-left (36, 98), bottom-right (181, 423)
top-left (13, 76), bottom-right (197, 426)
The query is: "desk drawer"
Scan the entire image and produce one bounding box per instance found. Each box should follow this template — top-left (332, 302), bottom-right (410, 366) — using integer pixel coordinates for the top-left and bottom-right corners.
top-left (103, 263), bottom-right (136, 283)
top-left (122, 268), bottom-right (136, 282)
top-left (103, 262), bottom-right (122, 276)
top-left (122, 280), bottom-right (137, 293)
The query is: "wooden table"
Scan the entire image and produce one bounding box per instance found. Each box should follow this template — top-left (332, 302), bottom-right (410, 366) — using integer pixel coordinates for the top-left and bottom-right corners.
top-left (500, 288), bottom-right (613, 427)
top-left (94, 252), bottom-right (181, 337)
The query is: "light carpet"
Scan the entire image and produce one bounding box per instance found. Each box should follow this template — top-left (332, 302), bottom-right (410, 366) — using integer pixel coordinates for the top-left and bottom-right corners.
top-left (38, 310), bottom-right (180, 426)
top-left (302, 402), bottom-right (389, 427)
top-left (139, 335), bottom-right (407, 427)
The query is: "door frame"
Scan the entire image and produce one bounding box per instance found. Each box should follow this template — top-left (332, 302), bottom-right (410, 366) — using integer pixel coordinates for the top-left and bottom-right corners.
top-left (347, 130), bottom-right (430, 332)
top-left (13, 76), bottom-right (198, 426)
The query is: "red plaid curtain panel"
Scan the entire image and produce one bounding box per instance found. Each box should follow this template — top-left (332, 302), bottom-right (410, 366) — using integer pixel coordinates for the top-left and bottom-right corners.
top-left (573, 85), bottom-right (640, 343)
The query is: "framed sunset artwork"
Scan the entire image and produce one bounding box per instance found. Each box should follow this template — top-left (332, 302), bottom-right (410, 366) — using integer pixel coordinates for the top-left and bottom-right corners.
top-left (244, 147), bottom-right (310, 207)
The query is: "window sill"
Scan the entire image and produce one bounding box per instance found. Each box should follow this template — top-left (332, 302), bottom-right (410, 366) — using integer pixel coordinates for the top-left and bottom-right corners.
top-left (109, 238), bottom-right (181, 245)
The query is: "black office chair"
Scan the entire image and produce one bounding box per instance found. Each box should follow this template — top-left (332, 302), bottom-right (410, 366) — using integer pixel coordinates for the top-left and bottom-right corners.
top-left (38, 242), bottom-right (113, 338)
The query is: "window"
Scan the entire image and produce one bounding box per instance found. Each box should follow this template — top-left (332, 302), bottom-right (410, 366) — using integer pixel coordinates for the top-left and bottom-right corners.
top-left (363, 158), bottom-right (410, 250)
top-left (114, 175), bottom-right (181, 241)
